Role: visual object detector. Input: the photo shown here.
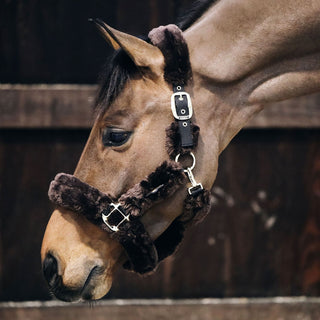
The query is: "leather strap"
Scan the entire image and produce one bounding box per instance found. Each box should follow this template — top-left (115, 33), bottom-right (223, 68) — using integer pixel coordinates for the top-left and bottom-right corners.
top-left (172, 85), bottom-right (194, 148)
top-left (110, 216), bottom-right (158, 274)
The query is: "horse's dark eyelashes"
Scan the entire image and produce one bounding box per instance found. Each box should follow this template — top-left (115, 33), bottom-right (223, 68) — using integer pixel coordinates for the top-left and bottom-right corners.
top-left (102, 127), bottom-right (132, 147)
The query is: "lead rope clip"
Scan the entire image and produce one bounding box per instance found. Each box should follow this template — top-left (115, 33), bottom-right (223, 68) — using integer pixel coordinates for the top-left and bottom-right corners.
top-left (185, 167), bottom-right (203, 195)
top-left (175, 152), bottom-right (203, 196)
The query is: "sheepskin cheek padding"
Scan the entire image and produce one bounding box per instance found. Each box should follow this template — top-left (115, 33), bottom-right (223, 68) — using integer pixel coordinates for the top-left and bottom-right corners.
top-left (112, 218), bottom-right (159, 274)
top-left (166, 121), bottom-right (200, 159)
top-left (118, 161), bottom-right (186, 216)
top-left (149, 189), bottom-right (213, 264)
top-left (181, 189), bottom-right (212, 226)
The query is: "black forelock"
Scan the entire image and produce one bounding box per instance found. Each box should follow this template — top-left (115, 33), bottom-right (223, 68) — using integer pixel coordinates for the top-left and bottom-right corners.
top-left (95, 49), bottom-right (139, 115)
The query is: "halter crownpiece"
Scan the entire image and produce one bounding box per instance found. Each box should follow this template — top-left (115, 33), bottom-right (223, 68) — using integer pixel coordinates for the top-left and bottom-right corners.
top-left (48, 24), bottom-right (212, 274)
top-left (149, 24), bottom-right (195, 150)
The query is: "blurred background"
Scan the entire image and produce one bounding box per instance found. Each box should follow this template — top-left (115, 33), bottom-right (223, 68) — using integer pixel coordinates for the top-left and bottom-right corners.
top-left (0, 0), bottom-right (319, 303)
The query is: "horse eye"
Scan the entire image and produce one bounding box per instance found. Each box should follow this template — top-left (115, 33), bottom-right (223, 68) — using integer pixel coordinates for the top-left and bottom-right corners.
top-left (102, 128), bottom-right (132, 147)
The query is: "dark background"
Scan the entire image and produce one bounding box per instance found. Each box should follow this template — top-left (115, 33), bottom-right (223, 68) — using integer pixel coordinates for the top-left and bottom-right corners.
top-left (1, 0), bottom-right (190, 84)
top-left (0, 0), bottom-right (319, 301)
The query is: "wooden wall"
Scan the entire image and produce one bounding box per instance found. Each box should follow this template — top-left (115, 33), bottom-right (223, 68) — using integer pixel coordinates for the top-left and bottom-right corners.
top-left (1, 0), bottom-right (191, 84)
top-left (0, 120), bottom-right (319, 301)
top-left (0, 0), bottom-right (319, 302)
top-left (1, 298), bottom-right (320, 320)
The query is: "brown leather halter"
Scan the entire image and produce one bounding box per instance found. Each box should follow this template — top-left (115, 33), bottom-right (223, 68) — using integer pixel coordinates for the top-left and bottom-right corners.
top-left (48, 25), bottom-right (212, 274)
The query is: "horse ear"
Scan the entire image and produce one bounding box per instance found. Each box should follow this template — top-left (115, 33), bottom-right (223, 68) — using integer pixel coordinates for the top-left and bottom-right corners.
top-left (92, 19), bottom-right (164, 70)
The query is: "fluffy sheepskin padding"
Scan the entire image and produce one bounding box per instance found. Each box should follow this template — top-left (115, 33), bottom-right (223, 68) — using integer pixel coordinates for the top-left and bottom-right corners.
top-left (148, 24), bottom-right (192, 86)
top-left (48, 161), bottom-right (185, 274)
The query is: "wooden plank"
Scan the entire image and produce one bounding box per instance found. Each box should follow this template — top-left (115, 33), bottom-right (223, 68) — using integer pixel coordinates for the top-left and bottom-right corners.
top-left (1, 85), bottom-right (320, 128)
top-left (0, 298), bottom-right (319, 320)
top-left (0, 85), bottom-right (96, 128)
top-left (248, 94), bottom-right (320, 128)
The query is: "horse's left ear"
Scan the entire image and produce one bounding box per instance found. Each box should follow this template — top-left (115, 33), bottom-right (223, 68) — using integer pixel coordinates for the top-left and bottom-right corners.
top-left (92, 19), bottom-right (164, 71)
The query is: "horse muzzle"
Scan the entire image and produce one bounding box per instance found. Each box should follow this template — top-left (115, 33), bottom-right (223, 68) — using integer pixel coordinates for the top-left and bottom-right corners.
top-left (41, 208), bottom-right (122, 301)
top-left (42, 253), bottom-right (108, 302)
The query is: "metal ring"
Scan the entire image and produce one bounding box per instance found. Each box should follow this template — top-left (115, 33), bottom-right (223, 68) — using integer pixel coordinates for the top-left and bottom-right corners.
top-left (175, 152), bottom-right (196, 171)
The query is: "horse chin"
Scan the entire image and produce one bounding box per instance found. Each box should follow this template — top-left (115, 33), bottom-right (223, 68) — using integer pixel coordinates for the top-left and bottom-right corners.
top-left (80, 273), bottom-right (113, 301)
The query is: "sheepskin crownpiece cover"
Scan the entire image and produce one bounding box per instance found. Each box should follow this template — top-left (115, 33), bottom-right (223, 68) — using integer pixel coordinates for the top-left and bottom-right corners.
top-left (48, 24), bottom-right (212, 274)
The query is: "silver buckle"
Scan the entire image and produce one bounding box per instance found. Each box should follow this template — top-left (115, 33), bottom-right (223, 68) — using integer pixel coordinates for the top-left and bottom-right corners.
top-left (101, 203), bottom-right (130, 232)
top-left (171, 92), bottom-right (193, 120)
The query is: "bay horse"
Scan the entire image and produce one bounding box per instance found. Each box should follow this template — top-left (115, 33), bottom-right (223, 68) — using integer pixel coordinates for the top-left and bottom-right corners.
top-left (41, 0), bottom-right (320, 302)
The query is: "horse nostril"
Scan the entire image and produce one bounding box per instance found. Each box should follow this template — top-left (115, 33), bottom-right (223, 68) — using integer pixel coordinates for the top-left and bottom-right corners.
top-left (42, 253), bottom-right (59, 285)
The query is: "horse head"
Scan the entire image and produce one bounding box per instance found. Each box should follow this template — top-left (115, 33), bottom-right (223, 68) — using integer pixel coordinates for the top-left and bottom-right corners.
top-left (40, 21), bottom-right (219, 301)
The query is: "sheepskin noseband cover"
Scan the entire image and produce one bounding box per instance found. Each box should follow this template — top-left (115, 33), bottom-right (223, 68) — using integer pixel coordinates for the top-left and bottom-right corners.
top-left (48, 24), bottom-right (212, 274)
top-left (49, 161), bottom-right (185, 274)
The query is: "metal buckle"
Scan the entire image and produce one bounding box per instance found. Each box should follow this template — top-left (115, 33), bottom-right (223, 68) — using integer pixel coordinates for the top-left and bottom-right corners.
top-left (101, 203), bottom-right (130, 232)
top-left (171, 92), bottom-right (193, 120)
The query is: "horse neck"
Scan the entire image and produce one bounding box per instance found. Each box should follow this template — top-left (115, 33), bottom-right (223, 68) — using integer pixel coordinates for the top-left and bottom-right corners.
top-left (184, 0), bottom-right (320, 152)
top-left (185, 0), bottom-right (320, 82)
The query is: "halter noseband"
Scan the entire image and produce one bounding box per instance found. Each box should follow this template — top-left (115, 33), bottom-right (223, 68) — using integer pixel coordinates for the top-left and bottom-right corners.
top-left (48, 25), bottom-right (212, 274)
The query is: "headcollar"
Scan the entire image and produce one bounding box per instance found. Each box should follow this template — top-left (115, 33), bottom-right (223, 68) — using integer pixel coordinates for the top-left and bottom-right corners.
top-left (48, 25), bottom-right (212, 274)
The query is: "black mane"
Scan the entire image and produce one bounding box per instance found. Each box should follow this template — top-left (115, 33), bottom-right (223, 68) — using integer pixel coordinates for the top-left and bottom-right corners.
top-left (96, 49), bottom-right (138, 113)
top-left (96, 0), bottom-right (216, 114)
top-left (178, 0), bottom-right (216, 31)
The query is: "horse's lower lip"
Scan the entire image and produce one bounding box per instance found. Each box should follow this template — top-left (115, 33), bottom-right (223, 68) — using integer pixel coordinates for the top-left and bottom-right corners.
top-left (49, 265), bottom-right (104, 302)
top-left (80, 265), bottom-right (105, 300)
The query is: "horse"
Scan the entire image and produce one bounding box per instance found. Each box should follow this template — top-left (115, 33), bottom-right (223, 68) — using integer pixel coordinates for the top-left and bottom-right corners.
top-left (41, 0), bottom-right (320, 302)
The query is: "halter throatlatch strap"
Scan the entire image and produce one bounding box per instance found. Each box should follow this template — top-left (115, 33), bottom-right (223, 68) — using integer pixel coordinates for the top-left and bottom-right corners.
top-left (49, 161), bottom-right (185, 274)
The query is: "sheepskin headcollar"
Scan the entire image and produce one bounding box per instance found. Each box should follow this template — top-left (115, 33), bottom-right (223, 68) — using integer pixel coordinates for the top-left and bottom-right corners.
top-left (48, 25), bottom-right (212, 274)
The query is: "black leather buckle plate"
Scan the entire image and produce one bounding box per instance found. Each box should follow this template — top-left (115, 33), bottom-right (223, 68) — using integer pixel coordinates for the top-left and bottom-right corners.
top-left (171, 91), bottom-right (193, 120)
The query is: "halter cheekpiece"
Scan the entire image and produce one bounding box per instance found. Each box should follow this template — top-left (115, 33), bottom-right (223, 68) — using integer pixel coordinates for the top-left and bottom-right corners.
top-left (48, 24), bottom-right (212, 274)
